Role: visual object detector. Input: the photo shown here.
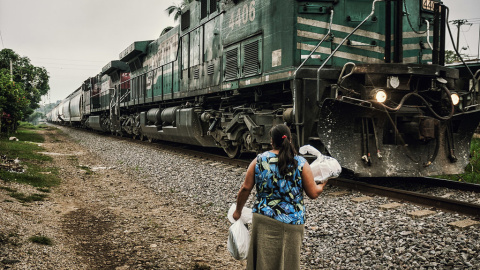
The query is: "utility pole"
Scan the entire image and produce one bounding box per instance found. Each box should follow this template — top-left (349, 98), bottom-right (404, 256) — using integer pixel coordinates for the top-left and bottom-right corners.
top-left (450, 19), bottom-right (473, 60)
top-left (451, 19), bottom-right (468, 51)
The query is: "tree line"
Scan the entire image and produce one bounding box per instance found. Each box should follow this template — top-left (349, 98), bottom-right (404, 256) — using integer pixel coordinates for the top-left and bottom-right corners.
top-left (0, 48), bottom-right (49, 134)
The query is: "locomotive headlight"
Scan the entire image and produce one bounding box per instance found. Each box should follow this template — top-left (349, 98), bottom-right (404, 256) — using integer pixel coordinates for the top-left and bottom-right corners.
top-left (451, 93), bottom-right (460, 106)
top-left (374, 89), bottom-right (387, 103)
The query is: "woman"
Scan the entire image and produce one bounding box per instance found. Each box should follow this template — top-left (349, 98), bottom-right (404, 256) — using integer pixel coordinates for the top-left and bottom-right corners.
top-left (233, 124), bottom-right (327, 270)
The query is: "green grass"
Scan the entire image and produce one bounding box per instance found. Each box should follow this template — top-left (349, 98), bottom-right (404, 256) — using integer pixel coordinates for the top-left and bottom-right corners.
top-left (0, 126), bottom-right (60, 189)
top-left (77, 165), bottom-right (93, 175)
top-left (10, 128), bottom-right (45, 143)
top-left (0, 186), bottom-right (16, 193)
top-left (28, 235), bottom-right (53, 246)
top-left (8, 192), bottom-right (48, 203)
top-left (0, 137), bottom-right (50, 161)
top-left (192, 263), bottom-right (211, 270)
top-left (37, 187), bottom-right (51, 193)
top-left (436, 138), bottom-right (480, 184)
top-left (18, 122), bottom-right (38, 129)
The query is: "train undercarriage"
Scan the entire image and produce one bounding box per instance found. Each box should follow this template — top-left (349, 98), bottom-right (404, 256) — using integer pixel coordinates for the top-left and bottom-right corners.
top-left (79, 62), bottom-right (480, 178)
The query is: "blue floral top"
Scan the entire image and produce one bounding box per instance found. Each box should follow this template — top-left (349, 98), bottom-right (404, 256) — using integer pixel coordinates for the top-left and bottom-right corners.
top-left (252, 151), bottom-right (307, 225)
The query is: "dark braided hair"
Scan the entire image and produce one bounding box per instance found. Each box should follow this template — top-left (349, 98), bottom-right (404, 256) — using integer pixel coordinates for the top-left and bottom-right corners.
top-left (270, 124), bottom-right (297, 177)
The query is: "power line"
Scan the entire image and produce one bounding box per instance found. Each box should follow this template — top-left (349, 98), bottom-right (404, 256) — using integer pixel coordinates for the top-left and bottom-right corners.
top-left (30, 56), bottom-right (105, 63)
top-left (43, 66), bottom-right (100, 71)
top-left (450, 19), bottom-right (473, 51)
top-left (35, 61), bottom-right (100, 67)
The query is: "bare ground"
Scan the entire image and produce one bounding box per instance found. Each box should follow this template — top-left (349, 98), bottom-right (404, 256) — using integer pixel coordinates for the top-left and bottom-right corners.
top-left (0, 128), bottom-right (245, 269)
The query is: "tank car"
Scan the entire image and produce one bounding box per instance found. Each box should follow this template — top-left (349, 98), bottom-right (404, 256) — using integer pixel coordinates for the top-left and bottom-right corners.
top-left (48, 0), bottom-right (480, 178)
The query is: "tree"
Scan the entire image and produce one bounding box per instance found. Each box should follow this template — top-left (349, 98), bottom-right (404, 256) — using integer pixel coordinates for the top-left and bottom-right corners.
top-left (445, 50), bottom-right (456, 64)
top-left (0, 69), bottom-right (30, 133)
top-left (0, 49), bottom-right (50, 122)
top-left (166, 0), bottom-right (194, 21)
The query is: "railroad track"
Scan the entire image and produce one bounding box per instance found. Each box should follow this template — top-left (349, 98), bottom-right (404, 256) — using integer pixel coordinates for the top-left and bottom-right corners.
top-left (144, 135), bottom-right (480, 218)
top-left (330, 177), bottom-right (480, 217)
top-left (59, 125), bottom-right (480, 217)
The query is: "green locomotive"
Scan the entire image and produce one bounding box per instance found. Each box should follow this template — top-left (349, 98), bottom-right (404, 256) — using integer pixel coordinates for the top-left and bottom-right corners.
top-left (49, 0), bottom-right (480, 177)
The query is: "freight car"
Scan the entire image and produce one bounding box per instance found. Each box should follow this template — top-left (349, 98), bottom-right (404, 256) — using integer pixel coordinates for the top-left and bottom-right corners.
top-left (48, 0), bottom-right (480, 177)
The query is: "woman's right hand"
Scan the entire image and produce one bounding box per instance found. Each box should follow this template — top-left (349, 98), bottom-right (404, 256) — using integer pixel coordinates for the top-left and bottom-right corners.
top-left (233, 209), bottom-right (242, 221)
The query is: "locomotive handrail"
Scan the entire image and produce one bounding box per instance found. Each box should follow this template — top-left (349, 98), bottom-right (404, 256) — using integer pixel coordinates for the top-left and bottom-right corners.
top-left (119, 89), bottom-right (131, 103)
top-left (337, 62), bottom-right (356, 85)
top-left (341, 96), bottom-right (372, 107)
top-left (292, 9), bottom-right (334, 128)
top-left (293, 10), bottom-right (334, 79)
top-left (425, 19), bottom-right (433, 50)
top-left (316, 0), bottom-right (381, 104)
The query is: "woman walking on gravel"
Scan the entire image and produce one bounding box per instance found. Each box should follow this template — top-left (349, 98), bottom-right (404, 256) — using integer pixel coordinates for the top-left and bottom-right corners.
top-left (233, 124), bottom-right (327, 270)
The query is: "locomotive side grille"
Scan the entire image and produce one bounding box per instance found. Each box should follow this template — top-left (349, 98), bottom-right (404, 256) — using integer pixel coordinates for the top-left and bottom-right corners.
top-left (194, 69), bottom-right (200, 79)
top-left (243, 40), bottom-right (259, 77)
top-left (207, 64), bottom-right (215, 75)
top-left (225, 48), bottom-right (238, 81)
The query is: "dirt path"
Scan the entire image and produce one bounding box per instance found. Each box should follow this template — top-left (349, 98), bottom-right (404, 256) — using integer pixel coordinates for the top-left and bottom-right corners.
top-left (0, 128), bottom-right (245, 269)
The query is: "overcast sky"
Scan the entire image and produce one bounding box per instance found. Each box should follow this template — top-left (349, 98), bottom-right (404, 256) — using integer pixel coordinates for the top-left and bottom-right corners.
top-left (1, 0), bottom-right (479, 103)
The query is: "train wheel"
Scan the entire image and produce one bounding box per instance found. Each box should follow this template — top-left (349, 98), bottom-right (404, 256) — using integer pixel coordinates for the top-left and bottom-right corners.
top-left (148, 137), bottom-right (154, 143)
top-left (223, 144), bottom-right (240, 159)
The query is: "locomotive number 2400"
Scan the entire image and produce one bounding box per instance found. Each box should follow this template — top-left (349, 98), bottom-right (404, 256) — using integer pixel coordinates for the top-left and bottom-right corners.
top-left (229, 1), bottom-right (256, 30)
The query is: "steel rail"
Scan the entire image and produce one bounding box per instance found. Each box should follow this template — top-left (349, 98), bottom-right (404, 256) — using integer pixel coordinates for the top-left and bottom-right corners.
top-left (358, 176), bottom-right (480, 193)
top-left (329, 177), bottom-right (480, 217)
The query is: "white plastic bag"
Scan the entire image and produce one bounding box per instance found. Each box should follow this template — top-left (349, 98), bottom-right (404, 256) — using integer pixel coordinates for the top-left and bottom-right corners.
top-left (227, 220), bottom-right (250, 260)
top-left (227, 203), bottom-right (252, 224)
top-left (299, 145), bottom-right (342, 183)
top-left (227, 203), bottom-right (253, 260)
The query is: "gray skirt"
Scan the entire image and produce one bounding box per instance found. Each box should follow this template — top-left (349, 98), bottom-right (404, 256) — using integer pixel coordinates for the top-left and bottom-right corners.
top-left (247, 213), bottom-right (304, 270)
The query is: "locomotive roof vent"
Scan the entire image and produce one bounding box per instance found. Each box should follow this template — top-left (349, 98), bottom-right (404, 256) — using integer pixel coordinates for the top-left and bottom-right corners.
top-left (102, 60), bottom-right (129, 75)
top-left (119, 41), bottom-right (153, 62)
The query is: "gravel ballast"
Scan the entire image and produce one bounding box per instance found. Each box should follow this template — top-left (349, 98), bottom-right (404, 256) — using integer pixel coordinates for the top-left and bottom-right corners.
top-left (2, 126), bottom-right (479, 269)
top-left (64, 127), bottom-right (480, 269)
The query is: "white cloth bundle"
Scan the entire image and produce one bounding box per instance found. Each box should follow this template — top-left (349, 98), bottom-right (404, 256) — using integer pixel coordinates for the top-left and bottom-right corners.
top-left (299, 145), bottom-right (342, 183)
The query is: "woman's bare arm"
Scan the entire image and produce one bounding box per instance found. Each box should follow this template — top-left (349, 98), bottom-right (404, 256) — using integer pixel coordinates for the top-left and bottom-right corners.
top-left (233, 158), bottom-right (256, 220)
